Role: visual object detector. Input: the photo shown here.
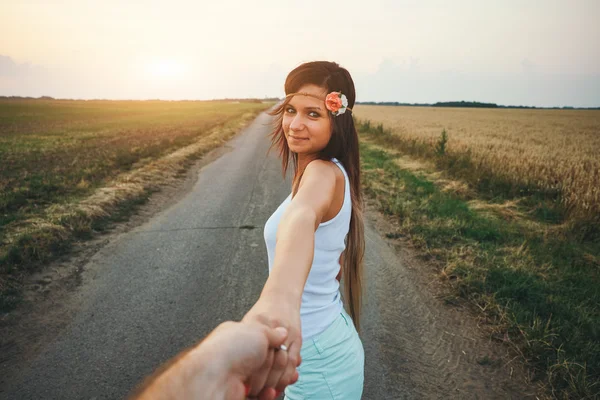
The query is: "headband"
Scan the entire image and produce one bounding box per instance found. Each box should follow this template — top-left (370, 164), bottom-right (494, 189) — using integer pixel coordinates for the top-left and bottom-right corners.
top-left (285, 91), bottom-right (352, 117)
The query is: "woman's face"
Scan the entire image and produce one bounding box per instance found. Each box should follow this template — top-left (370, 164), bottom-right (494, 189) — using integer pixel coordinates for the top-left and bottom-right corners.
top-left (282, 84), bottom-right (333, 156)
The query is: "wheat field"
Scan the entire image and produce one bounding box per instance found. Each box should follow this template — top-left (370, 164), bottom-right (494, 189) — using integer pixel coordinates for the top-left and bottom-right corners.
top-left (354, 105), bottom-right (600, 223)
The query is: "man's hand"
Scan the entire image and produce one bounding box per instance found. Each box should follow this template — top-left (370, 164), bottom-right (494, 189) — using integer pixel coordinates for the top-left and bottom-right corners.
top-left (131, 321), bottom-right (288, 400)
top-left (204, 321), bottom-right (289, 399)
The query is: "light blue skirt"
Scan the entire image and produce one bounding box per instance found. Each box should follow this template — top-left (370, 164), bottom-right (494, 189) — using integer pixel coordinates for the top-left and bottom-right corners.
top-left (284, 308), bottom-right (364, 400)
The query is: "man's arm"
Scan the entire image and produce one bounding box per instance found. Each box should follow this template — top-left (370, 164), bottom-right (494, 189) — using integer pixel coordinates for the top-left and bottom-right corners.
top-left (130, 322), bottom-right (288, 400)
top-left (130, 340), bottom-right (230, 400)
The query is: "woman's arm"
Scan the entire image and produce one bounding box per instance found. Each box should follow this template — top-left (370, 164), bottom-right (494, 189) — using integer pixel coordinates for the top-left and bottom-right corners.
top-left (242, 160), bottom-right (338, 396)
top-left (261, 160), bottom-right (337, 302)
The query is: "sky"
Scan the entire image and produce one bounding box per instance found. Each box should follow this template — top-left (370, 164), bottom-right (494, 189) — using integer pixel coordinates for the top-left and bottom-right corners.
top-left (1, 0), bottom-right (599, 107)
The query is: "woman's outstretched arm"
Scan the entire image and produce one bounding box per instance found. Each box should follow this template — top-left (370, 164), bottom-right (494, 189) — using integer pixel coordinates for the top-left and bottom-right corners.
top-left (262, 160), bottom-right (337, 302)
top-left (242, 159), bottom-right (338, 397)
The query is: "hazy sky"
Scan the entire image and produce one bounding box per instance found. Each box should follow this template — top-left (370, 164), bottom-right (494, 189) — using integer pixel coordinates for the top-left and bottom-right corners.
top-left (1, 0), bottom-right (599, 107)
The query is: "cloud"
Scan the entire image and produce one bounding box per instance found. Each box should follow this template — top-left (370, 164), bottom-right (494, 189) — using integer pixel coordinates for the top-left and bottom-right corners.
top-left (0, 55), bottom-right (59, 97)
top-left (1, 54), bottom-right (598, 107)
top-left (0, 55), bottom-right (18, 76)
top-left (0, 54), bottom-right (289, 100)
top-left (520, 58), bottom-right (536, 74)
top-left (0, 55), bottom-right (47, 78)
top-left (355, 59), bottom-right (600, 108)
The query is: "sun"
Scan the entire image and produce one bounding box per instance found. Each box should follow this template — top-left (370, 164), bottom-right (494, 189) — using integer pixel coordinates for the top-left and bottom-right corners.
top-left (145, 59), bottom-right (186, 80)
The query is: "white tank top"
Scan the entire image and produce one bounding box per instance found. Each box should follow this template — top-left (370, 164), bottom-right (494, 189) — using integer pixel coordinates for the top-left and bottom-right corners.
top-left (263, 158), bottom-right (351, 340)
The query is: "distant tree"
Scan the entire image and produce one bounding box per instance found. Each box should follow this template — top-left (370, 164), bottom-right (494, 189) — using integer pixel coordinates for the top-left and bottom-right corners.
top-left (433, 101), bottom-right (498, 108)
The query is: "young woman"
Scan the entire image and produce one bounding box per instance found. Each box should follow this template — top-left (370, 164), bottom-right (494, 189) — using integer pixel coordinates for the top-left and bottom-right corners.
top-left (243, 61), bottom-right (365, 400)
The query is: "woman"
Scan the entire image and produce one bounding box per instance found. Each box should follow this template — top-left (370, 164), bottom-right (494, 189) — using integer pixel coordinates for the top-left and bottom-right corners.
top-left (243, 61), bottom-right (365, 400)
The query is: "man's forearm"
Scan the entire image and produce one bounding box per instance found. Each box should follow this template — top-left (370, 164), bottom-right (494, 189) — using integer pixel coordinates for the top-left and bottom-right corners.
top-left (131, 345), bottom-right (228, 400)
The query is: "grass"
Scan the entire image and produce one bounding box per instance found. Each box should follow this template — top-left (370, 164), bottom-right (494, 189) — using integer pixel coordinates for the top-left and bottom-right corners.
top-left (1, 100), bottom-right (265, 227)
top-left (0, 98), bottom-right (270, 311)
top-left (358, 123), bottom-right (600, 399)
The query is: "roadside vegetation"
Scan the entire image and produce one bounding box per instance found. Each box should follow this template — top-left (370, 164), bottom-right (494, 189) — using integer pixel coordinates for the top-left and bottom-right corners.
top-left (0, 99), bottom-right (270, 311)
top-left (355, 106), bottom-right (600, 399)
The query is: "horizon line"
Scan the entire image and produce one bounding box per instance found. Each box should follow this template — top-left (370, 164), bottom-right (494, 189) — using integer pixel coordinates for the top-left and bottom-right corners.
top-left (1, 95), bottom-right (599, 110)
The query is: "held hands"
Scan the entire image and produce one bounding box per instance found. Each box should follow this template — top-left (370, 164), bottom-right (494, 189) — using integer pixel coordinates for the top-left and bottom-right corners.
top-left (242, 294), bottom-right (302, 399)
top-left (131, 321), bottom-right (289, 400)
top-left (209, 322), bottom-right (292, 400)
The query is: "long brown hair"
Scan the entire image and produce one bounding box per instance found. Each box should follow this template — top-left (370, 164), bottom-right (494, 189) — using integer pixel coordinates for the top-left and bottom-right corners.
top-left (267, 61), bottom-right (365, 330)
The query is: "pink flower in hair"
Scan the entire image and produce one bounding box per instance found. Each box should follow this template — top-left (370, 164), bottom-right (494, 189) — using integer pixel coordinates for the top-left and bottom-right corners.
top-left (325, 91), bottom-right (350, 116)
top-left (326, 92), bottom-right (343, 113)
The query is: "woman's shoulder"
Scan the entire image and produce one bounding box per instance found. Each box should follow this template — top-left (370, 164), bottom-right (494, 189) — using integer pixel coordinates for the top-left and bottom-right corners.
top-left (303, 159), bottom-right (336, 186)
top-left (305, 159), bottom-right (344, 182)
top-left (298, 160), bottom-right (344, 199)
top-left (329, 158), bottom-right (348, 184)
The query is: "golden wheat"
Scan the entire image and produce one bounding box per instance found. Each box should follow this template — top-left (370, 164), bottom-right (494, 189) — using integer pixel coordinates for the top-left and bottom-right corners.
top-left (354, 105), bottom-right (600, 221)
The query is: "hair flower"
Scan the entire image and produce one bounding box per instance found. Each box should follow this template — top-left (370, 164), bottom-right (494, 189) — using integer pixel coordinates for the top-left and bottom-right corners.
top-left (325, 91), bottom-right (350, 116)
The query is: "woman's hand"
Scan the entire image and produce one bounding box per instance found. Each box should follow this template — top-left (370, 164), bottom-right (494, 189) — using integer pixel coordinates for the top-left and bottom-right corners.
top-left (242, 293), bottom-right (302, 398)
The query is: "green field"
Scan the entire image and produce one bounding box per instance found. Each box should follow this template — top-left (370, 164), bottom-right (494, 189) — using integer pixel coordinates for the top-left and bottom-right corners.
top-left (0, 99), bottom-right (270, 310)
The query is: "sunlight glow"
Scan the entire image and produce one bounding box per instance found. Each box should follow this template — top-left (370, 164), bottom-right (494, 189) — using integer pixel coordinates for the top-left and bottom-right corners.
top-left (145, 60), bottom-right (187, 80)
